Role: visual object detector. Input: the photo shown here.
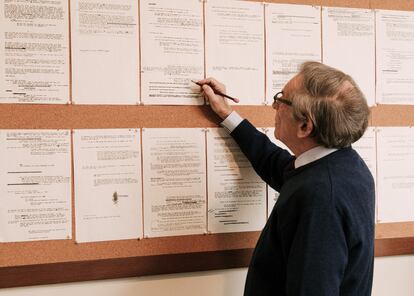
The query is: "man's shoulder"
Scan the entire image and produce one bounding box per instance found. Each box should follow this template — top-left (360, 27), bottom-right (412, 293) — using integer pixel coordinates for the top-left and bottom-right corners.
top-left (284, 148), bottom-right (374, 208)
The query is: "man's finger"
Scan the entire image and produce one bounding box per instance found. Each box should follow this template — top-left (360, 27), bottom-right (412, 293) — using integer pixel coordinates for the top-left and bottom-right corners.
top-left (198, 78), bottom-right (225, 93)
top-left (202, 84), bottom-right (216, 98)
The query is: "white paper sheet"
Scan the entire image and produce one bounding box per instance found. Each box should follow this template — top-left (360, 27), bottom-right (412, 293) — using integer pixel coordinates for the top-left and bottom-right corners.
top-left (71, 0), bottom-right (139, 104)
top-left (352, 127), bottom-right (377, 184)
top-left (207, 128), bottom-right (266, 233)
top-left (265, 4), bottom-right (321, 104)
top-left (352, 127), bottom-right (377, 221)
top-left (205, 0), bottom-right (264, 105)
top-left (376, 10), bottom-right (414, 105)
top-left (0, 130), bottom-right (71, 242)
top-left (0, 0), bottom-right (69, 104)
top-left (377, 127), bottom-right (414, 223)
top-left (73, 129), bottom-right (142, 242)
top-left (264, 128), bottom-right (292, 218)
top-left (140, 0), bottom-right (204, 105)
top-left (142, 128), bottom-right (206, 237)
top-left (322, 7), bottom-right (375, 106)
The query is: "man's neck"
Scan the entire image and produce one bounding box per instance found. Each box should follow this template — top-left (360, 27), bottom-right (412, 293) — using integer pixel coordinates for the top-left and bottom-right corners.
top-left (290, 139), bottom-right (319, 157)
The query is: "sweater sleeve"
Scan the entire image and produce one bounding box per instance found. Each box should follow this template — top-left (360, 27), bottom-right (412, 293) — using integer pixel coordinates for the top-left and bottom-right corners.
top-left (230, 119), bottom-right (294, 191)
top-left (285, 205), bottom-right (348, 295)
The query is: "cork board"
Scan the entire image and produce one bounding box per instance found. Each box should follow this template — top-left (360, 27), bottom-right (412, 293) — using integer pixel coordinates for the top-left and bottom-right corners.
top-left (1, 0), bottom-right (414, 289)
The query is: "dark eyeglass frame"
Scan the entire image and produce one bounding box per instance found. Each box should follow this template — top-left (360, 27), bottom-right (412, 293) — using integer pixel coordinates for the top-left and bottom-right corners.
top-left (273, 91), bottom-right (292, 106)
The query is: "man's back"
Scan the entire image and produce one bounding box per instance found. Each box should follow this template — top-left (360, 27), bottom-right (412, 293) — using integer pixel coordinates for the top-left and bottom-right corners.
top-left (234, 121), bottom-right (375, 296)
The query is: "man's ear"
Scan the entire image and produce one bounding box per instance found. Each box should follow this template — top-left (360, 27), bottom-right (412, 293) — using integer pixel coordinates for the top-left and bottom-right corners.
top-left (297, 117), bottom-right (313, 139)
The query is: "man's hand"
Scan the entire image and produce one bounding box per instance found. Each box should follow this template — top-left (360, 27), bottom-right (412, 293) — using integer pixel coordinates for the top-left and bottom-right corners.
top-left (197, 78), bottom-right (233, 120)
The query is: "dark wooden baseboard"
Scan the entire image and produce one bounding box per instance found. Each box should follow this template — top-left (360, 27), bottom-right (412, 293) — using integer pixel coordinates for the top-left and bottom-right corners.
top-left (0, 248), bottom-right (253, 289)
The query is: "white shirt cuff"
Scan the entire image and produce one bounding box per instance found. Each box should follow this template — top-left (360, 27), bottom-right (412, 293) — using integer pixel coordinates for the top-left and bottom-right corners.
top-left (220, 111), bottom-right (244, 133)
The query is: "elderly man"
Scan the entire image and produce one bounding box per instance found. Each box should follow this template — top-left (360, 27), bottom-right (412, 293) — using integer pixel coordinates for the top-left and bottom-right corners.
top-left (198, 61), bottom-right (375, 296)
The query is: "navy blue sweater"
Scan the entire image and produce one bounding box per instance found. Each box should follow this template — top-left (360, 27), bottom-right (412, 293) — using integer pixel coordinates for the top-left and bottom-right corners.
top-left (231, 120), bottom-right (375, 296)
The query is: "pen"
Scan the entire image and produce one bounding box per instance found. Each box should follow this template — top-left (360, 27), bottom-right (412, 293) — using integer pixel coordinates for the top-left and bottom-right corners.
top-left (191, 80), bottom-right (239, 103)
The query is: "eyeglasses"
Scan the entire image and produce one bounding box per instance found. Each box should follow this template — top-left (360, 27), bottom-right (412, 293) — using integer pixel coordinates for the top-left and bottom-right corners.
top-left (273, 91), bottom-right (292, 107)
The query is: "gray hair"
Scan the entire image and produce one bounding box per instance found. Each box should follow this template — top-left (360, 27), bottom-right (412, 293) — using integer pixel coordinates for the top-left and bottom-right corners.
top-left (291, 61), bottom-right (370, 148)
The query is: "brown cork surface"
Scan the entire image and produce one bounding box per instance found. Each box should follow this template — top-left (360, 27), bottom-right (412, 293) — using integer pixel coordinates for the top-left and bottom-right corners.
top-left (321, 0), bottom-right (369, 8)
top-left (270, 0), bottom-right (320, 5)
top-left (0, 105), bottom-right (275, 129)
top-left (371, 105), bottom-right (414, 126)
top-left (376, 222), bottom-right (414, 239)
top-left (370, 0), bottom-right (414, 10)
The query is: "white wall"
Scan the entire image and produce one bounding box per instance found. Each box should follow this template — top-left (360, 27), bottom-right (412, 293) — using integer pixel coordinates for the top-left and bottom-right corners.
top-left (0, 255), bottom-right (413, 296)
top-left (372, 255), bottom-right (414, 296)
